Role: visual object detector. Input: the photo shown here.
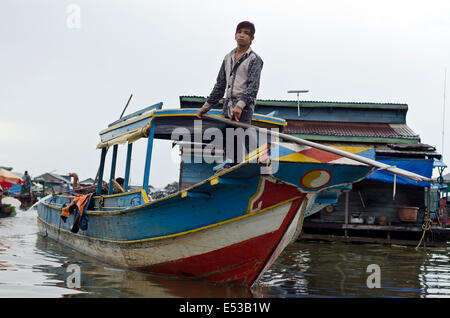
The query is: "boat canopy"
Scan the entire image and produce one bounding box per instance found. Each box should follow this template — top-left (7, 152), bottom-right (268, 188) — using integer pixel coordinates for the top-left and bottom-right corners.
top-left (97, 104), bottom-right (287, 149)
top-left (94, 103), bottom-right (287, 195)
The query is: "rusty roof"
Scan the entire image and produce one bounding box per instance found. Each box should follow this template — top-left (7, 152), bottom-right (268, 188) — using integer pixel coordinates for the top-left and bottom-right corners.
top-left (284, 121), bottom-right (419, 141)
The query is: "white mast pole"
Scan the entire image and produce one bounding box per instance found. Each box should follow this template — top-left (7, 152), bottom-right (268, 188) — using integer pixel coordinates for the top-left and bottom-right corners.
top-left (442, 67), bottom-right (447, 159)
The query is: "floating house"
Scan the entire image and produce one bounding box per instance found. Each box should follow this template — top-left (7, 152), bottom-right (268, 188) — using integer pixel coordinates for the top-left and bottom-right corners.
top-left (34, 172), bottom-right (72, 193)
top-left (442, 172), bottom-right (450, 194)
top-left (179, 96), bottom-right (449, 246)
top-left (79, 178), bottom-right (95, 186)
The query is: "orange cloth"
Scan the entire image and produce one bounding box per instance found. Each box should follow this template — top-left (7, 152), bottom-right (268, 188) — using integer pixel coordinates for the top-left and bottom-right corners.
top-left (61, 193), bottom-right (92, 220)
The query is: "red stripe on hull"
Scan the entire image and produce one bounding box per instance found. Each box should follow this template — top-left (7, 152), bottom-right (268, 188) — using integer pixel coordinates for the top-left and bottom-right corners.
top-left (141, 197), bottom-right (304, 286)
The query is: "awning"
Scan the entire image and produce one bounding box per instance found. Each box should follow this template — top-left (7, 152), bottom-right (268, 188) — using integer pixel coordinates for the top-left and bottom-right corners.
top-left (96, 126), bottom-right (150, 149)
top-left (96, 108), bottom-right (287, 149)
top-left (0, 168), bottom-right (24, 189)
top-left (366, 158), bottom-right (433, 187)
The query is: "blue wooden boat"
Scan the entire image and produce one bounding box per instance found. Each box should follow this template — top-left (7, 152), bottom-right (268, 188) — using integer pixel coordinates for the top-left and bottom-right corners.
top-left (36, 104), bottom-right (429, 286)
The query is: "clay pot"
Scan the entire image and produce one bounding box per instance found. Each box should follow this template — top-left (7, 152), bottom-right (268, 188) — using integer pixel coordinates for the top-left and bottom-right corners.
top-left (377, 215), bottom-right (387, 225)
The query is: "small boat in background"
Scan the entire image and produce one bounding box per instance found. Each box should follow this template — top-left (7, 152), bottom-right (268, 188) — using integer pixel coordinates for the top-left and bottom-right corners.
top-left (0, 168), bottom-right (24, 217)
top-left (36, 103), bottom-right (429, 286)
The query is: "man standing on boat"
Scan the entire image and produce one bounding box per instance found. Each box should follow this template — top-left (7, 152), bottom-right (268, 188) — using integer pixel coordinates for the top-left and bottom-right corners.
top-left (197, 21), bottom-right (263, 165)
top-left (21, 171), bottom-right (32, 195)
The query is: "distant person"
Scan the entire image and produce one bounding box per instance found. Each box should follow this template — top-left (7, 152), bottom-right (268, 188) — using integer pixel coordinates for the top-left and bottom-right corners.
top-left (196, 21), bottom-right (263, 166)
top-left (116, 177), bottom-right (124, 187)
top-left (22, 171), bottom-right (32, 195)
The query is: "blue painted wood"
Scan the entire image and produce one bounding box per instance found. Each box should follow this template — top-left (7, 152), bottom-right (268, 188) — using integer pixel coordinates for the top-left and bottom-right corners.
top-left (124, 143), bottom-right (133, 191)
top-left (252, 106), bottom-right (406, 124)
top-left (39, 107), bottom-right (375, 243)
top-left (186, 191), bottom-right (210, 199)
top-left (38, 159), bottom-right (373, 242)
top-left (314, 194), bottom-right (339, 204)
top-left (142, 123), bottom-right (155, 191)
top-left (107, 102), bottom-right (163, 127)
top-left (314, 197), bottom-right (338, 204)
top-left (218, 177), bottom-right (249, 185)
top-left (332, 184), bottom-right (353, 191)
top-left (97, 148), bottom-right (107, 195)
top-left (178, 97), bottom-right (407, 124)
top-left (273, 162), bottom-right (371, 193)
top-left (101, 116), bottom-right (153, 142)
top-left (213, 159), bottom-right (233, 171)
top-left (181, 162), bottom-right (215, 184)
top-left (37, 175), bottom-right (261, 241)
top-left (108, 144), bottom-right (118, 194)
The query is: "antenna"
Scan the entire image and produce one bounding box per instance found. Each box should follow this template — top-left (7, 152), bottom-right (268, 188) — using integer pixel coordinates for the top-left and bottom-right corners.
top-left (120, 94), bottom-right (133, 119)
top-left (442, 68), bottom-right (447, 159)
top-left (287, 90), bottom-right (309, 117)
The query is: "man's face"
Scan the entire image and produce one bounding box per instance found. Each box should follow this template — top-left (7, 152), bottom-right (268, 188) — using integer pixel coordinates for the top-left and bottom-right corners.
top-left (235, 28), bottom-right (254, 47)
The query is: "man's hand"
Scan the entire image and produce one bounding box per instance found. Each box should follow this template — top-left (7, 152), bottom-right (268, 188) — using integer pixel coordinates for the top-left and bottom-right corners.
top-left (231, 107), bottom-right (242, 121)
top-left (196, 107), bottom-right (209, 119)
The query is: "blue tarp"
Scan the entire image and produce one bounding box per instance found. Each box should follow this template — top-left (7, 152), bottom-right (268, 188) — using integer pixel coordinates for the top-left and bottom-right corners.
top-left (366, 158), bottom-right (433, 187)
top-left (7, 184), bottom-right (21, 195)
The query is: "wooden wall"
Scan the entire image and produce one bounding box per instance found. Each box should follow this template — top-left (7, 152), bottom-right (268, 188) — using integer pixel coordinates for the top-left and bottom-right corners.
top-left (315, 180), bottom-right (426, 225)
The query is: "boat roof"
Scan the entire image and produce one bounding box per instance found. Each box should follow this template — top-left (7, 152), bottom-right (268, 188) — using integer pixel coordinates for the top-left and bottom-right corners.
top-left (97, 104), bottom-right (287, 149)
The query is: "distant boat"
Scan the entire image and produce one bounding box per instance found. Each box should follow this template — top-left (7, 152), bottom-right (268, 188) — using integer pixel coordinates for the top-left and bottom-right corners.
top-left (0, 168), bottom-right (23, 217)
top-left (36, 105), bottom-right (429, 286)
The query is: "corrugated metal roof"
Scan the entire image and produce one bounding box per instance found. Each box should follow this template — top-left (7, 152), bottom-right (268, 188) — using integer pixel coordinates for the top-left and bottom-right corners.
top-left (34, 173), bottom-right (71, 184)
top-left (284, 121), bottom-right (419, 139)
top-left (374, 145), bottom-right (441, 158)
top-left (179, 96), bottom-right (408, 110)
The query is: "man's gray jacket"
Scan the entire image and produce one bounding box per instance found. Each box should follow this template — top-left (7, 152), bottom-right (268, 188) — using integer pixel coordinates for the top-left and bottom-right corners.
top-left (203, 47), bottom-right (263, 123)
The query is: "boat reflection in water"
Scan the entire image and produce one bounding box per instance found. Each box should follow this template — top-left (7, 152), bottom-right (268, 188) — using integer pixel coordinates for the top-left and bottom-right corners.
top-left (35, 235), bottom-right (256, 298)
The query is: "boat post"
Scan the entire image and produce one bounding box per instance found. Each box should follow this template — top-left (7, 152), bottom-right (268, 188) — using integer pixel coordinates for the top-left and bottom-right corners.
top-left (108, 144), bottom-right (119, 194)
top-left (124, 143), bottom-right (133, 191)
top-left (96, 147), bottom-right (107, 195)
top-left (142, 123), bottom-right (155, 195)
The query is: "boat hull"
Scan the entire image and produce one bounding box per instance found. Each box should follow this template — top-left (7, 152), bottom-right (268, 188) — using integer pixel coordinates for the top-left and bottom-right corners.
top-left (37, 176), bottom-right (308, 287)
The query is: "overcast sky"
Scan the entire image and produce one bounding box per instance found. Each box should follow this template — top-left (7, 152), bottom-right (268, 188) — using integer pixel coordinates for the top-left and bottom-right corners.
top-left (1, 0), bottom-right (449, 188)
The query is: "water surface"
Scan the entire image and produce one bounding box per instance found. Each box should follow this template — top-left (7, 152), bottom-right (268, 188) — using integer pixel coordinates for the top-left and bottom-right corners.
top-left (1, 207), bottom-right (449, 298)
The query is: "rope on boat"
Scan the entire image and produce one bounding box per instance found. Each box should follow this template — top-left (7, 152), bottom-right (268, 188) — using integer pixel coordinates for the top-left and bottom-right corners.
top-left (415, 215), bottom-right (432, 250)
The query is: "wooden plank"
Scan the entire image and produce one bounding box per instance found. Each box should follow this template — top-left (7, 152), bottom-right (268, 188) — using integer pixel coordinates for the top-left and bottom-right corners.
top-left (302, 219), bottom-right (446, 233)
top-left (108, 102), bottom-right (163, 127)
top-left (299, 233), bottom-right (448, 247)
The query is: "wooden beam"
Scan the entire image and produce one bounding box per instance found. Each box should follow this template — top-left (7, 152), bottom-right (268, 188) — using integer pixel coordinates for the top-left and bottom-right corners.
top-left (124, 143), bottom-right (133, 191)
top-left (96, 148), bottom-right (107, 195)
top-left (142, 123), bottom-right (155, 193)
top-left (108, 144), bottom-right (118, 194)
top-left (202, 114), bottom-right (431, 183)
